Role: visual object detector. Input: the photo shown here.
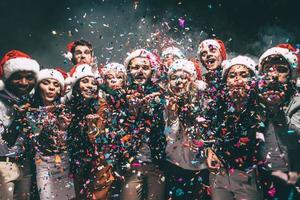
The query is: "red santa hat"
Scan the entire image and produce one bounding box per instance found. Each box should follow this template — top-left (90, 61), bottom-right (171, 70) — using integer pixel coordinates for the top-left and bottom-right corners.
top-left (162, 47), bottom-right (185, 59)
top-left (124, 49), bottom-right (160, 69)
top-left (222, 55), bottom-right (257, 79)
top-left (37, 68), bottom-right (65, 88)
top-left (168, 59), bottom-right (197, 79)
top-left (259, 43), bottom-right (299, 79)
top-left (0, 50), bottom-right (40, 90)
top-left (63, 41), bottom-right (76, 61)
top-left (69, 63), bottom-right (96, 85)
top-left (197, 39), bottom-right (227, 60)
top-left (102, 63), bottom-right (127, 77)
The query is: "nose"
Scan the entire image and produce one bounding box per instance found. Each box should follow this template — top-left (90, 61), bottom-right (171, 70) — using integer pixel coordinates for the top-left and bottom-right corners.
top-left (86, 82), bottom-right (94, 89)
top-left (110, 78), bottom-right (117, 83)
top-left (80, 53), bottom-right (86, 58)
top-left (268, 70), bottom-right (279, 80)
top-left (19, 78), bottom-right (29, 85)
top-left (48, 83), bottom-right (55, 90)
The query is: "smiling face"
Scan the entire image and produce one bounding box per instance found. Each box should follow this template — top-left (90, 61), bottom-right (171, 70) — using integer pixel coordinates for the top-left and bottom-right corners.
top-left (226, 65), bottom-right (252, 101)
top-left (72, 45), bottom-right (93, 65)
top-left (128, 57), bottom-right (152, 85)
top-left (104, 71), bottom-right (126, 90)
top-left (79, 76), bottom-right (98, 99)
top-left (168, 70), bottom-right (192, 96)
top-left (6, 71), bottom-right (36, 97)
top-left (259, 56), bottom-right (290, 105)
top-left (199, 44), bottom-right (223, 71)
top-left (39, 78), bottom-right (61, 106)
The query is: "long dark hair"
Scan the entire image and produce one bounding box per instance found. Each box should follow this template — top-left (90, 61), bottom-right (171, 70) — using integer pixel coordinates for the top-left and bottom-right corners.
top-left (31, 80), bottom-right (62, 108)
top-left (68, 78), bottom-right (99, 119)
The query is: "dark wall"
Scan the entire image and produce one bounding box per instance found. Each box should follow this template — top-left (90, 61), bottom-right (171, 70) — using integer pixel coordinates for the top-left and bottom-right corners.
top-left (0, 0), bottom-right (299, 69)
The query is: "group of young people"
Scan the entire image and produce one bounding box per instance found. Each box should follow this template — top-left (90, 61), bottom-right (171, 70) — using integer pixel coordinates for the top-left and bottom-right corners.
top-left (0, 38), bottom-right (300, 200)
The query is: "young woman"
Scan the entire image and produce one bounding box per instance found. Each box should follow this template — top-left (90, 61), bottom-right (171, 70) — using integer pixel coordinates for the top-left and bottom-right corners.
top-left (91, 63), bottom-right (131, 199)
top-left (27, 68), bottom-right (75, 199)
top-left (163, 59), bottom-right (210, 200)
top-left (207, 56), bottom-right (265, 200)
top-left (66, 64), bottom-right (101, 199)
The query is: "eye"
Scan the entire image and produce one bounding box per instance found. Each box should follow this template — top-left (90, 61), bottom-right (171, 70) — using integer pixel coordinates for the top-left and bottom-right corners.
top-left (84, 50), bottom-right (91, 55)
top-left (41, 80), bottom-right (50, 85)
top-left (53, 82), bottom-right (60, 88)
top-left (75, 50), bottom-right (83, 55)
top-left (106, 75), bottom-right (114, 80)
top-left (26, 75), bottom-right (35, 81)
top-left (91, 80), bottom-right (97, 86)
top-left (228, 72), bottom-right (236, 79)
top-left (200, 51), bottom-right (207, 57)
top-left (81, 78), bottom-right (89, 83)
top-left (276, 65), bottom-right (289, 74)
top-left (130, 65), bottom-right (139, 70)
top-left (170, 75), bottom-right (177, 80)
top-left (142, 65), bottom-right (151, 70)
top-left (117, 75), bottom-right (123, 79)
top-left (240, 72), bottom-right (250, 78)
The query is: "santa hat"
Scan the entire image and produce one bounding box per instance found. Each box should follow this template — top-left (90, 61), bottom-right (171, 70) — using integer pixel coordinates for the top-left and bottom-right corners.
top-left (222, 56), bottom-right (257, 79)
top-left (69, 64), bottom-right (95, 85)
top-left (197, 39), bottom-right (227, 60)
top-left (102, 63), bottom-right (127, 76)
top-left (0, 50), bottom-right (40, 90)
top-left (168, 59), bottom-right (197, 79)
top-left (37, 69), bottom-right (65, 88)
top-left (124, 49), bottom-right (159, 69)
top-left (162, 47), bottom-right (185, 59)
top-left (259, 43), bottom-right (299, 79)
top-left (63, 41), bottom-right (75, 61)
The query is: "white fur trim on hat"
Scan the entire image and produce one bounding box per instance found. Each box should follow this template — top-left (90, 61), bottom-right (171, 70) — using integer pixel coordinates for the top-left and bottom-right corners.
top-left (258, 47), bottom-right (298, 79)
top-left (124, 49), bottom-right (159, 69)
top-left (197, 39), bottom-right (221, 55)
top-left (37, 69), bottom-right (65, 88)
top-left (168, 59), bottom-right (197, 78)
top-left (63, 52), bottom-right (73, 61)
top-left (3, 57), bottom-right (40, 79)
top-left (103, 63), bottom-right (127, 76)
top-left (162, 47), bottom-right (185, 59)
top-left (71, 64), bottom-right (95, 85)
top-left (222, 56), bottom-right (257, 79)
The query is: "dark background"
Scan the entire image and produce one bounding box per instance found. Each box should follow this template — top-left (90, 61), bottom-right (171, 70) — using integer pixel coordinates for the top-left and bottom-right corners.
top-left (1, 0), bottom-right (300, 69)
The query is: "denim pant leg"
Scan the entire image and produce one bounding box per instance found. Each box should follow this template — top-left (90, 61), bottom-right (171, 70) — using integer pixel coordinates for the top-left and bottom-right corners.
top-left (36, 153), bottom-right (75, 200)
top-left (120, 163), bottom-right (165, 200)
top-left (0, 171), bottom-right (14, 200)
top-left (210, 169), bottom-right (262, 200)
top-left (209, 171), bottom-right (234, 200)
top-left (14, 159), bottom-right (32, 200)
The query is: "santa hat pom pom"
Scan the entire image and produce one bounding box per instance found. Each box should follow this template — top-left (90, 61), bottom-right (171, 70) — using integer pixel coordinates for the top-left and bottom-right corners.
top-left (63, 52), bottom-right (73, 61)
top-left (0, 80), bottom-right (4, 90)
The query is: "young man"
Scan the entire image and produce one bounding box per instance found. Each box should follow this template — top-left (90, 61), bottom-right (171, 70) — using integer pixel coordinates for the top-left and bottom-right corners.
top-left (258, 44), bottom-right (300, 199)
top-left (0, 50), bottom-right (40, 200)
top-left (64, 39), bottom-right (94, 66)
top-left (120, 49), bottom-right (166, 200)
top-left (207, 56), bottom-right (264, 200)
top-left (197, 39), bottom-right (226, 83)
top-left (197, 39), bottom-right (227, 141)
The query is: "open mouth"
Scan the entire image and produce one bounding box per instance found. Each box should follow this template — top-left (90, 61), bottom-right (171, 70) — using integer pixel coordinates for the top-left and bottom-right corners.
top-left (17, 85), bottom-right (30, 91)
top-left (84, 89), bottom-right (94, 96)
top-left (206, 58), bottom-right (216, 66)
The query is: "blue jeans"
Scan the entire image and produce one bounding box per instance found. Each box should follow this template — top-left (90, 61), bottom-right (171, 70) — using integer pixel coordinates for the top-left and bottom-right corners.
top-left (35, 153), bottom-right (75, 199)
top-left (120, 162), bottom-right (165, 200)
